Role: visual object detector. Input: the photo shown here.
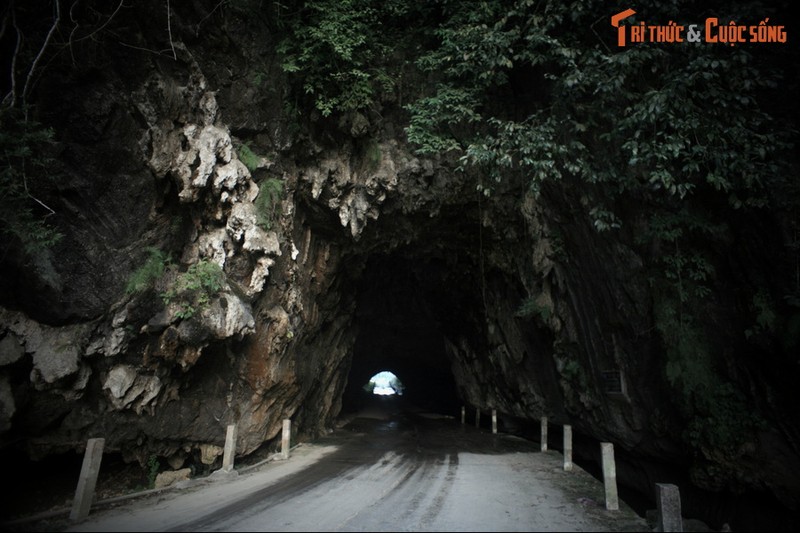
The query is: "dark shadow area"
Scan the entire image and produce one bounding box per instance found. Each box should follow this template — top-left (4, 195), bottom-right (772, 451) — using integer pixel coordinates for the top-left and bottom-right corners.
top-left (341, 253), bottom-right (466, 418)
top-left (570, 433), bottom-right (800, 532)
top-left (1, 448), bottom-right (151, 524)
top-left (2, 449), bottom-right (83, 523)
top-left (525, 420), bottom-right (800, 533)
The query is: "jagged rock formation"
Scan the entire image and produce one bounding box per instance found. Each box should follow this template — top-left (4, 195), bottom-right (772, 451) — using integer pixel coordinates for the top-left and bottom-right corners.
top-left (0, 2), bottom-right (798, 530)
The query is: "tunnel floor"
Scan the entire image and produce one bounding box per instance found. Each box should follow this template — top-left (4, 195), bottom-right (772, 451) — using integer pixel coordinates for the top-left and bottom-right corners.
top-left (7, 397), bottom-right (651, 532)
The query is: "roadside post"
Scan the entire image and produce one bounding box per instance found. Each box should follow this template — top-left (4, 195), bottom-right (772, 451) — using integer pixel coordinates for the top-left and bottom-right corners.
top-left (282, 419), bottom-right (291, 459)
top-left (70, 438), bottom-right (105, 521)
top-left (656, 483), bottom-right (683, 532)
top-left (540, 416), bottom-right (548, 452)
top-left (601, 442), bottom-right (619, 510)
top-left (222, 424), bottom-right (238, 472)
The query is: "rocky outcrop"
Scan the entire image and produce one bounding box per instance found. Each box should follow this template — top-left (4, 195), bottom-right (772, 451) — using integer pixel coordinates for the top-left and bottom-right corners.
top-left (154, 467), bottom-right (192, 489)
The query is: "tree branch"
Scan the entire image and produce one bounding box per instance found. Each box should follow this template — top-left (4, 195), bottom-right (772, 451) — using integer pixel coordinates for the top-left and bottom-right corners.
top-left (21, 0), bottom-right (61, 111)
top-left (117, 41), bottom-right (175, 57)
top-left (23, 173), bottom-right (57, 218)
top-left (68, 0), bottom-right (125, 49)
top-left (166, 0), bottom-right (176, 60)
top-left (194, 0), bottom-right (228, 36)
top-left (0, 7), bottom-right (9, 42)
top-left (2, 6), bottom-right (21, 108)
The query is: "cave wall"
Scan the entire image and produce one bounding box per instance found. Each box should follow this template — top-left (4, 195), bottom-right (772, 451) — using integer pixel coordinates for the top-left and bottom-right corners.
top-left (0, 1), bottom-right (798, 526)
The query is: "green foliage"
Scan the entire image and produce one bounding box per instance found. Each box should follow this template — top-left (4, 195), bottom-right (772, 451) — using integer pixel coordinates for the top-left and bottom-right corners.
top-left (162, 259), bottom-right (226, 320)
top-left (275, 0), bottom-right (414, 117)
top-left (237, 144), bottom-right (261, 173)
top-left (0, 108), bottom-right (62, 253)
top-left (404, 1), bottom-right (795, 214)
top-left (126, 247), bottom-right (170, 294)
top-left (749, 289), bottom-right (777, 337)
top-left (655, 294), bottom-right (764, 458)
top-left (655, 298), bottom-right (712, 394)
top-left (146, 455), bottom-right (160, 489)
top-left (405, 87), bottom-right (482, 155)
top-left (544, 229), bottom-right (566, 261)
top-left (254, 178), bottom-right (284, 230)
top-left (589, 208), bottom-right (621, 233)
top-left (515, 297), bottom-right (551, 322)
top-left (644, 206), bottom-right (764, 458)
top-left (684, 382), bottom-right (766, 458)
top-left (639, 210), bottom-right (720, 306)
top-left (252, 68), bottom-right (268, 88)
top-left (560, 358), bottom-right (588, 390)
top-left (173, 305), bottom-right (193, 321)
top-left (364, 140), bottom-right (382, 173)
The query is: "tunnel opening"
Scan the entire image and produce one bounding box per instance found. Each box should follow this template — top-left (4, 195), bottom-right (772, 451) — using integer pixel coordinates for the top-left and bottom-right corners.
top-left (363, 370), bottom-right (404, 396)
top-left (341, 249), bottom-right (480, 419)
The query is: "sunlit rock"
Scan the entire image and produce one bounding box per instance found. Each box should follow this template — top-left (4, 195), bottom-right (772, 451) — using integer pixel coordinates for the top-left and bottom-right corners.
top-left (199, 444), bottom-right (223, 465)
top-left (199, 293), bottom-right (255, 340)
top-left (103, 365), bottom-right (137, 406)
top-left (155, 467), bottom-right (192, 489)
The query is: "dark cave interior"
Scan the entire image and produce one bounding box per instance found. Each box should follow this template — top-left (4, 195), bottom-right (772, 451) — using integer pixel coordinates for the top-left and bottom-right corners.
top-left (341, 252), bottom-right (465, 417)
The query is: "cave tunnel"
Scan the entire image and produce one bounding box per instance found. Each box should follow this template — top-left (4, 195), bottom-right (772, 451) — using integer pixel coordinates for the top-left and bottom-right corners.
top-left (340, 248), bottom-right (482, 418)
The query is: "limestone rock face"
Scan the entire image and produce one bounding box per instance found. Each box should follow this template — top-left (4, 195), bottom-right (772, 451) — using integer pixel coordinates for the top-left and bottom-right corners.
top-left (199, 293), bottom-right (255, 340)
top-left (0, 308), bottom-right (95, 397)
top-left (103, 365), bottom-right (162, 414)
top-left (0, 334), bottom-right (25, 366)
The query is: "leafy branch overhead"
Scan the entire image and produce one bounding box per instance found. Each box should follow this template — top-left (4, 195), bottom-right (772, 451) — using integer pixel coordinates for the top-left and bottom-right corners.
top-left (0, 1), bottom-right (167, 254)
top-left (0, 108), bottom-right (62, 253)
top-left (275, 0), bottom-right (415, 117)
top-left (406, 2), bottom-right (794, 211)
top-left (276, 1), bottom-right (795, 216)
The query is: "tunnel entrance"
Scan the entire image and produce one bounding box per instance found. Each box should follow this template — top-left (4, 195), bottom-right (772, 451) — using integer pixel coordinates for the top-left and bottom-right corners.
top-left (341, 248), bottom-right (480, 418)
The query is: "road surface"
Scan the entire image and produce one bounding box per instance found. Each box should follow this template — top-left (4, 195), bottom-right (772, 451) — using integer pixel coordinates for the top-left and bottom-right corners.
top-left (50, 397), bottom-right (649, 532)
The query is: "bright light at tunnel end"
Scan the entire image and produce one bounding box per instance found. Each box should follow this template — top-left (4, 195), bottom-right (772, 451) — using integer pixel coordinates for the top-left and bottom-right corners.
top-left (365, 370), bottom-right (404, 396)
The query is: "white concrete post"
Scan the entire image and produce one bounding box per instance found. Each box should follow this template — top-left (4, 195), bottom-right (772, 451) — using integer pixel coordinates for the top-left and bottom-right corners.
top-left (70, 438), bottom-right (105, 521)
top-left (222, 424), bottom-right (238, 472)
top-left (563, 425), bottom-right (573, 471)
top-left (601, 442), bottom-right (619, 510)
top-left (656, 483), bottom-right (683, 532)
top-left (491, 409), bottom-right (497, 434)
top-left (461, 405), bottom-right (465, 425)
top-left (281, 419), bottom-right (291, 459)
top-left (475, 408), bottom-right (480, 428)
top-left (540, 416), bottom-right (548, 452)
